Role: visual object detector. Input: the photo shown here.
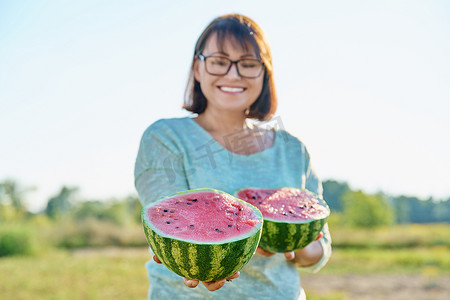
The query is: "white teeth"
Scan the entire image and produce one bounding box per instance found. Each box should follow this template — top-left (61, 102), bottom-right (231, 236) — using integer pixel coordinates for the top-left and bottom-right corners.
top-left (220, 87), bottom-right (244, 92)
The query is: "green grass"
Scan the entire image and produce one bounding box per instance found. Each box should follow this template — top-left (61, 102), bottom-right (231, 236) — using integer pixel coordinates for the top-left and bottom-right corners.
top-left (315, 246), bottom-right (450, 275)
top-left (0, 248), bottom-right (150, 300)
top-left (328, 222), bottom-right (450, 249)
top-left (1, 223), bottom-right (449, 299)
top-left (1, 244), bottom-right (449, 299)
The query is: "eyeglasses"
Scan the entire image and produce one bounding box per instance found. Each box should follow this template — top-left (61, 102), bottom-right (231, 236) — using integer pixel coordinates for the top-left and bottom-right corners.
top-left (197, 54), bottom-right (264, 78)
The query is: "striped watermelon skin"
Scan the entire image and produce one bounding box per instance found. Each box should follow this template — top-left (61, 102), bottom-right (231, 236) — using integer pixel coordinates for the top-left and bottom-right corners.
top-left (141, 189), bottom-right (263, 281)
top-left (259, 216), bottom-right (327, 253)
top-left (235, 188), bottom-right (330, 253)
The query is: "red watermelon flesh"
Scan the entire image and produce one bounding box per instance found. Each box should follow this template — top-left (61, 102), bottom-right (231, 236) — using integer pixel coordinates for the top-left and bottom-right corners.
top-left (146, 191), bottom-right (261, 243)
top-left (236, 188), bottom-right (329, 221)
top-left (235, 187), bottom-right (330, 252)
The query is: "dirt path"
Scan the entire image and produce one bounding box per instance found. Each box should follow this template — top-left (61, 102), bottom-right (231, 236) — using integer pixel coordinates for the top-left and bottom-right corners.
top-left (301, 274), bottom-right (450, 300)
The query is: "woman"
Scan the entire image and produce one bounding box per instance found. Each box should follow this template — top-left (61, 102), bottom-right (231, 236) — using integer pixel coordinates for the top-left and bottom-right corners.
top-left (135, 13), bottom-right (332, 299)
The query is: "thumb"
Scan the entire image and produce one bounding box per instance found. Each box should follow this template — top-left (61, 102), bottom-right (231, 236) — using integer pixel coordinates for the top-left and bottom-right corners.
top-left (284, 251), bottom-right (295, 260)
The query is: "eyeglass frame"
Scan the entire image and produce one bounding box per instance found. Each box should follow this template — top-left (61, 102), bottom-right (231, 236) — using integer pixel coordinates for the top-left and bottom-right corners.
top-left (196, 53), bottom-right (265, 78)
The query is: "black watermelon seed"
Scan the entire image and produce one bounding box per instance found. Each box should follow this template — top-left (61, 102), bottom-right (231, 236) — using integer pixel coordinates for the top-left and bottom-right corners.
top-left (163, 209), bottom-right (168, 212)
top-left (238, 208), bottom-right (243, 211)
top-left (228, 225), bottom-right (232, 227)
top-left (192, 199), bottom-right (198, 202)
top-left (258, 201), bottom-right (262, 204)
top-left (166, 221), bottom-right (171, 224)
top-left (252, 196), bottom-right (257, 199)
top-left (186, 202), bottom-right (192, 205)
top-left (175, 226), bottom-right (180, 229)
top-left (234, 213), bottom-right (238, 215)
top-left (215, 228), bottom-right (220, 231)
top-left (189, 224), bottom-right (194, 227)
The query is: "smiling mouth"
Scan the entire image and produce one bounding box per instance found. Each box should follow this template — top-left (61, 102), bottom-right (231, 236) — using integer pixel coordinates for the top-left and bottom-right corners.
top-left (219, 86), bottom-right (245, 93)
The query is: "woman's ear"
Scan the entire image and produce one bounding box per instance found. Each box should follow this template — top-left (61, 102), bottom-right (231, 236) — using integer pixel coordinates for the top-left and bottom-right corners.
top-left (193, 56), bottom-right (200, 82)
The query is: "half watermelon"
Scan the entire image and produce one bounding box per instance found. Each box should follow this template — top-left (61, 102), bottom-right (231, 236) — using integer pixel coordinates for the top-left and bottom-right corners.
top-left (235, 188), bottom-right (330, 253)
top-left (141, 188), bottom-right (263, 281)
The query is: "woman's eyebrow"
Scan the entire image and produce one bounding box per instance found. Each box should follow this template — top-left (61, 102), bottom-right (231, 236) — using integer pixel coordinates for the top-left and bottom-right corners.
top-left (207, 51), bottom-right (257, 58)
top-left (207, 51), bottom-right (228, 56)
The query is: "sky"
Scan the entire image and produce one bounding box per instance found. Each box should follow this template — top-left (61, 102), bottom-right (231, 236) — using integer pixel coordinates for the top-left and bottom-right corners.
top-left (1, 0), bottom-right (449, 212)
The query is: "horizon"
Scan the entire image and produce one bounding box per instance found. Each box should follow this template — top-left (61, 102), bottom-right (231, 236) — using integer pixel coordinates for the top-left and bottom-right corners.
top-left (3, 174), bottom-right (448, 214)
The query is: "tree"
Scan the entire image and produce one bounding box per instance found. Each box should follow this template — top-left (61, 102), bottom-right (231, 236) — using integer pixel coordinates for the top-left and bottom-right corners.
top-left (432, 199), bottom-right (450, 222)
top-left (342, 190), bottom-right (394, 227)
top-left (71, 195), bottom-right (142, 226)
top-left (322, 180), bottom-right (350, 212)
top-left (45, 187), bottom-right (78, 219)
top-left (407, 197), bottom-right (435, 223)
top-left (125, 195), bottom-right (142, 224)
top-left (391, 195), bottom-right (412, 223)
top-left (0, 179), bottom-right (35, 221)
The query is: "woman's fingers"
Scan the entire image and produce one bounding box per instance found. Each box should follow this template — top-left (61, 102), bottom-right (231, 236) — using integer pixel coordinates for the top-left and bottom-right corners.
top-left (284, 251), bottom-right (295, 260)
top-left (153, 255), bottom-right (162, 264)
top-left (256, 247), bottom-right (276, 257)
top-left (183, 278), bottom-right (200, 288)
top-left (226, 271), bottom-right (240, 281)
top-left (160, 253), bottom-right (238, 291)
top-left (184, 272), bottom-right (239, 291)
top-left (202, 279), bottom-right (226, 291)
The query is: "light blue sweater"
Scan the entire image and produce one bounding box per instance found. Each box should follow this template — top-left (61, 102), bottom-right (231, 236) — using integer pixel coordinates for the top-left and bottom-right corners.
top-left (134, 117), bottom-right (332, 300)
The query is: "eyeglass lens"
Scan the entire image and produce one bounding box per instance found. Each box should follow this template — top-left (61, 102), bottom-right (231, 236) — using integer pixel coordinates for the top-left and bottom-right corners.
top-left (205, 57), bottom-right (263, 78)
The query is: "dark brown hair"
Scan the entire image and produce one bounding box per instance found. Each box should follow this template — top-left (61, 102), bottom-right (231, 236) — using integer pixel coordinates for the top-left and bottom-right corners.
top-left (183, 14), bottom-right (277, 121)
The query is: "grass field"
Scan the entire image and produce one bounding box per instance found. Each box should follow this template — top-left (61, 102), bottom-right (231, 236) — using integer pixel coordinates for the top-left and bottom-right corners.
top-left (1, 245), bottom-right (449, 300)
top-left (1, 223), bottom-right (449, 299)
top-left (0, 248), bottom-right (149, 300)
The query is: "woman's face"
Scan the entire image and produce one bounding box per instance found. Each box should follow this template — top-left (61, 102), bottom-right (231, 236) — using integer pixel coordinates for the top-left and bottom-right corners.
top-left (194, 34), bottom-right (264, 115)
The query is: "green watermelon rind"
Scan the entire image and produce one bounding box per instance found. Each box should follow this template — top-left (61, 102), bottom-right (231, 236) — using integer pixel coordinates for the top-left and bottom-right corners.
top-left (234, 187), bottom-right (330, 253)
top-left (141, 188), bottom-right (263, 281)
top-left (259, 216), bottom-right (328, 253)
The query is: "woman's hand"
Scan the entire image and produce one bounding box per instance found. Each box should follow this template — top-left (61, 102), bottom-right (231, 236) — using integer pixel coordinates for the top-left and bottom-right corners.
top-left (256, 232), bottom-right (324, 266)
top-left (256, 246), bottom-right (296, 260)
top-left (182, 272), bottom-right (240, 291)
top-left (153, 255), bottom-right (240, 292)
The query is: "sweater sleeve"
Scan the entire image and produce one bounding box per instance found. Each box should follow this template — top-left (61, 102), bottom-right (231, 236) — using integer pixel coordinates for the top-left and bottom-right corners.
top-left (134, 121), bottom-right (189, 207)
top-left (301, 147), bottom-right (332, 273)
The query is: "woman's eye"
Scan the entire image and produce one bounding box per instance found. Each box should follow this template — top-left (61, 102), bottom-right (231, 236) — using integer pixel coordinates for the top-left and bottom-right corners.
top-left (210, 58), bottom-right (228, 66)
top-left (241, 60), bottom-right (259, 68)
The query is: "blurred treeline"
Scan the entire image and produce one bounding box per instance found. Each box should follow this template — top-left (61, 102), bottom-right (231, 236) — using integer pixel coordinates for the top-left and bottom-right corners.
top-left (323, 180), bottom-right (450, 225)
top-left (0, 178), bottom-right (449, 257)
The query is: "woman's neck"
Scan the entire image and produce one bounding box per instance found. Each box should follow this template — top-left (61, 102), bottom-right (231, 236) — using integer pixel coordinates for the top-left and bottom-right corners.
top-left (193, 110), bottom-right (275, 155)
top-left (194, 110), bottom-right (248, 136)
